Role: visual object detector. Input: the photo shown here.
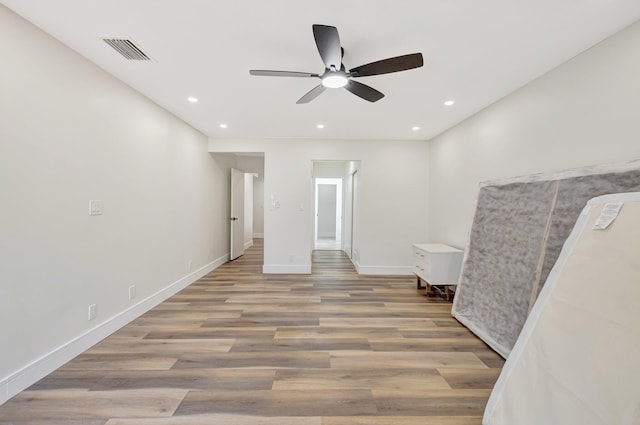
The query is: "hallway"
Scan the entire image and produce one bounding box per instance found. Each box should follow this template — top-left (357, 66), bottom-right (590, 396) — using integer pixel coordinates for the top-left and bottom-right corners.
top-left (0, 240), bottom-right (503, 424)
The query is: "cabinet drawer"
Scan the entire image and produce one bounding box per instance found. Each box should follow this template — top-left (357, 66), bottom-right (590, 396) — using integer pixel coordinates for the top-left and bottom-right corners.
top-left (412, 243), bottom-right (464, 285)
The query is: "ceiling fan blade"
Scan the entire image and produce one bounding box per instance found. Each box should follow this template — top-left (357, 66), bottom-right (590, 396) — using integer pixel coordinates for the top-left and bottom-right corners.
top-left (313, 24), bottom-right (342, 70)
top-left (296, 84), bottom-right (327, 104)
top-left (349, 53), bottom-right (424, 77)
top-left (250, 70), bottom-right (319, 78)
top-left (345, 80), bottom-right (384, 102)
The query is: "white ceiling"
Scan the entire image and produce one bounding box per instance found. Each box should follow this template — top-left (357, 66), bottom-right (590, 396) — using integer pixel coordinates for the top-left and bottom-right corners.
top-left (3, 1), bottom-right (639, 141)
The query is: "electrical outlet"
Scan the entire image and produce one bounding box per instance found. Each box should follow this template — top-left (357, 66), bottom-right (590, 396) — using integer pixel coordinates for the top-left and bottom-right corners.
top-left (128, 285), bottom-right (136, 300)
top-left (88, 304), bottom-right (97, 320)
top-left (89, 200), bottom-right (103, 216)
top-left (188, 260), bottom-right (193, 270)
top-left (288, 254), bottom-right (294, 263)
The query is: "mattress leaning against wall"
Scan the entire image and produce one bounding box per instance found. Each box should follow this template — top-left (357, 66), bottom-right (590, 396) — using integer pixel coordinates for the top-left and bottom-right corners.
top-left (483, 192), bottom-right (640, 425)
top-left (452, 160), bottom-right (640, 358)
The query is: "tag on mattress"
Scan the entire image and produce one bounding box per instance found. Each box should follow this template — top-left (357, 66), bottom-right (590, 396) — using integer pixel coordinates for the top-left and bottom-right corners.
top-left (593, 202), bottom-right (623, 230)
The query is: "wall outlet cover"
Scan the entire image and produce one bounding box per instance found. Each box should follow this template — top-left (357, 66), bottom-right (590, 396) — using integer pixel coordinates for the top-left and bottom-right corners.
top-left (88, 304), bottom-right (97, 320)
top-left (89, 200), bottom-right (103, 216)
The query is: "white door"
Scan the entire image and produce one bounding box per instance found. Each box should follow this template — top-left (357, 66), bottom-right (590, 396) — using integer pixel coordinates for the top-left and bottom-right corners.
top-left (230, 168), bottom-right (245, 260)
top-left (317, 184), bottom-right (337, 239)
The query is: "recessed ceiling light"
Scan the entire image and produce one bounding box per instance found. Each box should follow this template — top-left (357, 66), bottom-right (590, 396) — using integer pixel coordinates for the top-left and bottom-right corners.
top-left (219, 124), bottom-right (228, 129)
top-left (412, 126), bottom-right (420, 131)
top-left (317, 124), bottom-right (325, 129)
top-left (444, 100), bottom-right (455, 106)
top-left (187, 97), bottom-right (198, 103)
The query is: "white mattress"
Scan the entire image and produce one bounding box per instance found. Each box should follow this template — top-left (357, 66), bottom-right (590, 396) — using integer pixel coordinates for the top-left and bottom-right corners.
top-left (483, 192), bottom-right (640, 425)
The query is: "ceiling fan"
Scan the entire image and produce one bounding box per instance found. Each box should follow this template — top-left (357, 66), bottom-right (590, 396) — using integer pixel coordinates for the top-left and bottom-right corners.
top-left (250, 24), bottom-right (424, 104)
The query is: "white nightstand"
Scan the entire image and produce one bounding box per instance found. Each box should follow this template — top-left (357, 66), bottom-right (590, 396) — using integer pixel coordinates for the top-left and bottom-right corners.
top-left (412, 243), bottom-right (464, 300)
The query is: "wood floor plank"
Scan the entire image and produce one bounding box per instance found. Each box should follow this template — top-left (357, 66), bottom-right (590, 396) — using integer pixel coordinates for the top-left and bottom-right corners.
top-left (322, 416), bottom-right (482, 425)
top-left (471, 349), bottom-right (506, 368)
top-left (86, 338), bottom-right (234, 355)
top-left (319, 318), bottom-right (437, 329)
top-left (57, 354), bottom-right (177, 371)
top-left (230, 338), bottom-right (371, 352)
top-left (5, 421), bottom-right (107, 425)
top-left (273, 368), bottom-right (451, 393)
top-left (368, 337), bottom-right (488, 352)
top-left (437, 368), bottom-right (502, 389)
top-left (106, 415), bottom-right (321, 425)
top-left (330, 351), bottom-right (488, 369)
top-left (201, 317), bottom-right (320, 327)
top-left (372, 389), bottom-right (491, 416)
top-left (275, 327), bottom-right (404, 339)
top-left (172, 351), bottom-right (331, 369)
top-left (0, 389), bottom-right (187, 419)
top-left (27, 370), bottom-right (114, 391)
top-left (225, 294), bottom-right (322, 303)
top-left (0, 240), bottom-right (502, 424)
top-left (174, 389), bottom-right (378, 416)
top-left (94, 369), bottom-right (275, 391)
top-left (144, 328), bottom-right (276, 339)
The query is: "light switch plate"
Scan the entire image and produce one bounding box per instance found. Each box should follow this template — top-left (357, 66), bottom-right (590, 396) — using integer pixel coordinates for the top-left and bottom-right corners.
top-left (88, 304), bottom-right (97, 320)
top-left (89, 200), bottom-right (103, 216)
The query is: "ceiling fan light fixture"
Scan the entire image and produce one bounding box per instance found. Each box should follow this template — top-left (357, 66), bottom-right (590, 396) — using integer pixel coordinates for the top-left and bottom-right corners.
top-left (321, 73), bottom-right (348, 88)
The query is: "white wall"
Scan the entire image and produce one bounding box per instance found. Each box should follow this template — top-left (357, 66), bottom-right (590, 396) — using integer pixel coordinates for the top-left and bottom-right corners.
top-left (313, 161), bottom-right (347, 178)
top-left (0, 6), bottom-right (231, 403)
top-left (209, 140), bottom-right (430, 275)
top-left (428, 20), bottom-right (640, 249)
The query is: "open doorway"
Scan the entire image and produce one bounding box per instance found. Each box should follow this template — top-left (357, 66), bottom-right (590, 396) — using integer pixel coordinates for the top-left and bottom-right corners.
top-left (314, 178), bottom-right (342, 250)
top-left (311, 160), bottom-right (360, 262)
top-left (228, 154), bottom-right (264, 262)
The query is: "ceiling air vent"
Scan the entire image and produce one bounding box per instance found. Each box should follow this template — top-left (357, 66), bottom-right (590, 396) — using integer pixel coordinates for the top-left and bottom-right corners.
top-left (103, 38), bottom-right (150, 61)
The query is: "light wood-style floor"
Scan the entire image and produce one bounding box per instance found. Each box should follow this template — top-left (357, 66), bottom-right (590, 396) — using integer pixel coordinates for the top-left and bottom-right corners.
top-left (0, 239), bottom-right (503, 424)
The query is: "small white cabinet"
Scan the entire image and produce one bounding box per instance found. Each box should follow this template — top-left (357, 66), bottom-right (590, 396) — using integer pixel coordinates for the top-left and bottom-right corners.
top-left (412, 243), bottom-right (464, 300)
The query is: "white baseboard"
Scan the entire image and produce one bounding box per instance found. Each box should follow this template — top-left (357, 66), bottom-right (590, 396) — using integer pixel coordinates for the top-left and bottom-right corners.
top-left (253, 233), bottom-right (264, 238)
top-left (0, 253), bottom-right (229, 406)
top-left (0, 379), bottom-right (6, 405)
top-left (244, 240), bottom-right (253, 250)
top-left (353, 259), bottom-right (361, 273)
top-left (262, 264), bottom-right (311, 274)
top-left (356, 265), bottom-right (414, 275)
